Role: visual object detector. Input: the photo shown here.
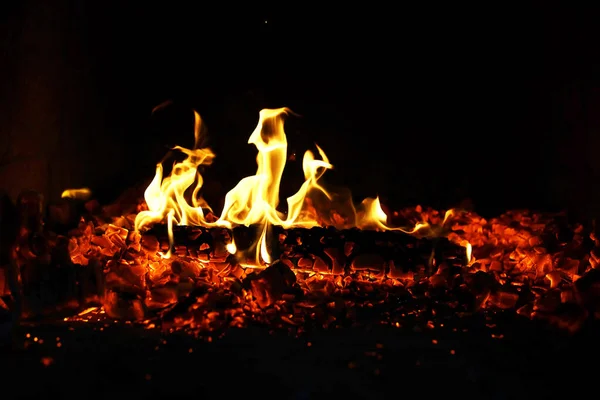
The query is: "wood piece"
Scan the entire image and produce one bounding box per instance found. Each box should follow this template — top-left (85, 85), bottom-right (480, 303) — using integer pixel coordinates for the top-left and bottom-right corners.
top-left (245, 261), bottom-right (296, 308)
top-left (143, 224), bottom-right (469, 279)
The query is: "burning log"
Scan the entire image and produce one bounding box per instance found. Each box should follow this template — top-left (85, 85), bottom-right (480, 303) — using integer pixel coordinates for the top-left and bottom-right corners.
top-left (62, 220), bottom-right (468, 322)
top-left (145, 224), bottom-right (468, 279)
top-left (8, 198), bottom-right (600, 335)
top-left (60, 207), bottom-right (597, 333)
top-left (9, 106), bottom-right (600, 337)
top-left (8, 193), bottom-right (600, 335)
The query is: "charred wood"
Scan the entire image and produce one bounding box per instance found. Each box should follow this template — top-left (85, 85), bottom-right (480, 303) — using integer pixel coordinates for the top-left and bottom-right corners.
top-left (244, 261), bottom-right (297, 308)
top-left (145, 224), bottom-right (469, 279)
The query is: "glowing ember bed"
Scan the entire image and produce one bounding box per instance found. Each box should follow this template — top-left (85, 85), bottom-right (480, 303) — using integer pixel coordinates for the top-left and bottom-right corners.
top-left (2, 107), bottom-right (600, 398)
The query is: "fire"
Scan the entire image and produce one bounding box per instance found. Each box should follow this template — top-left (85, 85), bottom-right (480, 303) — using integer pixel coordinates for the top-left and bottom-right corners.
top-left (225, 240), bottom-right (237, 255)
top-left (61, 187), bottom-right (92, 201)
top-left (464, 241), bottom-right (473, 264)
top-left (134, 111), bottom-right (216, 233)
top-left (356, 197), bottom-right (429, 234)
top-left (11, 105), bottom-right (600, 340)
top-left (135, 107), bottom-right (428, 265)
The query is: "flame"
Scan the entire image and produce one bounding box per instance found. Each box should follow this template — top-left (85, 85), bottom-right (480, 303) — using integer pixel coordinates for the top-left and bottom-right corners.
top-left (215, 108), bottom-right (336, 263)
top-left (61, 187), bottom-right (92, 201)
top-left (226, 240), bottom-right (237, 255)
top-left (465, 241), bottom-right (473, 264)
top-left (461, 240), bottom-right (473, 264)
top-left (356, 197), bottom-right (429, 233)
top-left (135, 107), bottom-right (432, 265)
top-left (135, 111), bottom-right (217, 255)
top-left (159, 210), bottom-right (175, 259)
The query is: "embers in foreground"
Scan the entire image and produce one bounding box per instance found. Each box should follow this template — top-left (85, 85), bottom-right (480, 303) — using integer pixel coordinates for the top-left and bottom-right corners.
top-left (2, 192), bottom-right (600, 337)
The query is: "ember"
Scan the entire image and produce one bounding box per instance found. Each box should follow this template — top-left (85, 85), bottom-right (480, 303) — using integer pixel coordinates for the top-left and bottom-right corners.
top-left (2, 107), bottom-right (599, 342)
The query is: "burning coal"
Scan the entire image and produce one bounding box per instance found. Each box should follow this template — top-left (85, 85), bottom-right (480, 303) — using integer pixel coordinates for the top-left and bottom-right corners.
top-left (2, 107), bottom-right (600, 339)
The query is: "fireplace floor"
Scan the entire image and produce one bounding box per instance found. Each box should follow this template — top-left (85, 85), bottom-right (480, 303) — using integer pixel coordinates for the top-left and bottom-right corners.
top-left (2, 311), bottom-right (596, 399)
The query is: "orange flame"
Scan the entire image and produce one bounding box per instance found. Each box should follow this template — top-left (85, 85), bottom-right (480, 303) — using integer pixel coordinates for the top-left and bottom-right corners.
top-left (135, 107), bottom-right (437, 265)
top-left (134, 111), bottom-right (216, 232)
top-left (61, 187), bottom-right (92, 201)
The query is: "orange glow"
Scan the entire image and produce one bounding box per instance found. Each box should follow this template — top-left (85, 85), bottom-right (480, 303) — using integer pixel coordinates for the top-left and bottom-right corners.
top-left (58, 101), bottom-right (594, 335)
top-left (134, 107), bottom-right (428, 265)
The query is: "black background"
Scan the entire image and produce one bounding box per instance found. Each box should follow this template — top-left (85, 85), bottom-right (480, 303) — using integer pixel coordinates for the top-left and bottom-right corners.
top-left (3, 1), bottom-right (600, 219)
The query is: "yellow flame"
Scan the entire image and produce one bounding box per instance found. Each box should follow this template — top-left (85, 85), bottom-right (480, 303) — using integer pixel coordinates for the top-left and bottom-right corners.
top-left (356, 197), bottom-right (429, 234)
top-left (135, 107), bottom-right (452, 265)
top-left (135, 112), bottom-right (218, 253)
top-left (462, 240), bottom-right (473, 264)
top-left (61, 187), bottom-right (92, 201)
top-left (158, 210), bottom-right (175, 259)
top-left (215, 108), bottom-right (335, 264)
top-left (442, 209), bottom-right (455, 225)
top-left (259, 225), bottom-right (271, 265)
top-left (226, 240), bottom-right (237, 255)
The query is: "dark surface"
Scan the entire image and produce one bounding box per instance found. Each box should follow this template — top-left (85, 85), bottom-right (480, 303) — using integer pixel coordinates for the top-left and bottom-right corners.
top-left (2, 311), bottom-right (597, 399)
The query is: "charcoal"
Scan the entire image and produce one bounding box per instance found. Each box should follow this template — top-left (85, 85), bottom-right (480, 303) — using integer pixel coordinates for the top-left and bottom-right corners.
top-left (146, 225), bottom-right (213, 246)
top-left (429, 272), bottom-right (449, 289)
top-left (487, 289), bottom-right (520, 309)
top-left (312, 256), bottom-right (330, 274)
top-left (103, 289), bottom-right (146, 320)
top-left (10, 220), bottom-right (471, 322)
top-left (171, 259), bottom-right (202, 279)
top-left (141, 234), bottom-right (160, 253)
top-left (574, 268), bottom-right (600, 307)
top-left (146, 282), bottom-right (179, 310)
top-left (323, 247), bottom-right (346, 275)
top-left (350, 254), bottom-right (386, 274)
top-left (533, 288), bottom-right (562, 313)
top-left (5, 197), bottom-right (600, 335)
top-left (464, 271), bottom-right (499, 310)
top-left (297, 257), bottom-right (314, 269)
top-left (159, 285), bottom-right (211, 329)
top-left (387, 260), bottom-right (417, 280)
top-left (247, 260), bottom-right (297, 308)
top-left (105, 259), bottom-right (146, 293)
